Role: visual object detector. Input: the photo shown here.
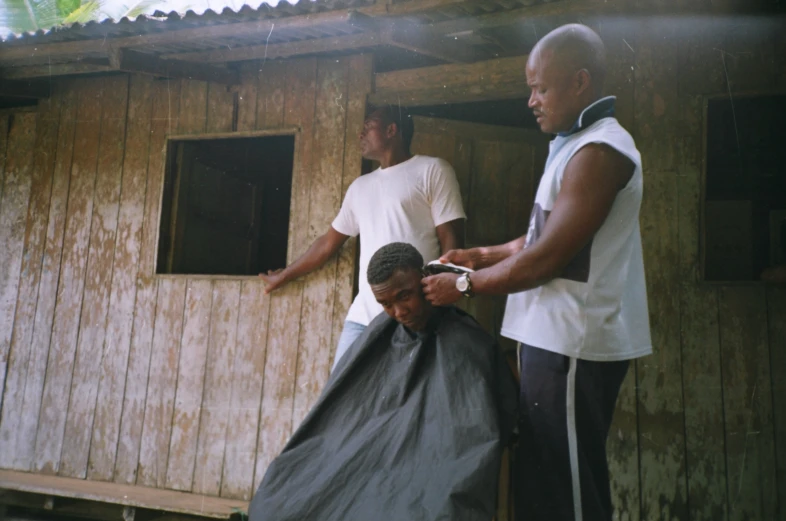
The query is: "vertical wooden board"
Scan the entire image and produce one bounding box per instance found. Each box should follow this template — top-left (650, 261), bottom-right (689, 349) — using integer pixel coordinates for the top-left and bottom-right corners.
top-left (114, 79), bottom-right (180, 485)
top-left (34, 79), bottom-right (104, 475)
top-left (452, 136), bottom-right (472, 218)
top-left (236, 68), bottom-right (258, 132)
top-left (193, 281), bottom-right (241, 496)
top-left (0, 112), bottom-right (38, 411)
top-left (721, 18), bottom-right (777, 93)
top-left (206, 82), bottom-right (234, 133)
top-left (284, 57), bottom-right (318, 262)
top-left (165, 279), bottom-right (213, 492)
top-left (633, 28), bottom-right (679, 172)
top-left (258, 60), bottom-right (287, 128)
top-left (469, 141), bottom-right (505, 246)
top-left (15, 83), bottom-right (78, 470)
top-left (636, 171), bottom-right (688, 520)
top-left (676, 20), bottom-right (725, 97)
top-left (136, 278), bottom-right (186, 488)
top-left (677, 138), bottom-right (729, 519)
top-left (254, 283), bottom-right (304, 491)
top-left (220, 283), bottom-right (270, 499)
top-left (330, 54), bottom-right (371, 364)
top-left (60, 75), bottom-right (129, 479)
top-left (179, 80), bottom-right (209, 135)
top-left (601, 28), bottom-right (635, 132)
top-left (138, 79), bottom-right (181, 277)
top-left (504, 141), bottom-right (533, 242)
top-left (89, 74), bottom-right (155, 482)
top-left (607, 366), bottom-right (640, 521)
top-left (292, 58), bottom-right (349, 429)
top-left (0, 114), bottom-right (9, 213)
top-left (680, 285), bottom-right (727, 521)
top-left (0, 96), bottom-right (60, 467)
top-left (767, 287), bottom-right (786, 521)
top-left (719, 286), bottom-right (778, 521)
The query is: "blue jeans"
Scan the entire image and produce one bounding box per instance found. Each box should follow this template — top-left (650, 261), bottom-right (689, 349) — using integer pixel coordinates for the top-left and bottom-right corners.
top-left (332, 320), bottom-right (366, 371)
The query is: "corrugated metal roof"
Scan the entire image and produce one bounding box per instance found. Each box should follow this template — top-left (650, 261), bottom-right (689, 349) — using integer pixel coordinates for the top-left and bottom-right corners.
top-left (1, 0), bottom-right (375, 43)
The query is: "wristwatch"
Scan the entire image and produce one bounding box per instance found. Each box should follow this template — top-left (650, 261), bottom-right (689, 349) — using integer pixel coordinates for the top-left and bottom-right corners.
top-left (455, 273), bottom-right (474, 298)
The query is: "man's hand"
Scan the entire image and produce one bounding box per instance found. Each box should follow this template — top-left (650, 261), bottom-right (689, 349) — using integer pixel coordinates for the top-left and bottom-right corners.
top-left (259, 269), bottom-right (288, 294)
top-left (422, 273), bottom-right (462, 306)
top-left (439, 249), bottom-right (480, 270)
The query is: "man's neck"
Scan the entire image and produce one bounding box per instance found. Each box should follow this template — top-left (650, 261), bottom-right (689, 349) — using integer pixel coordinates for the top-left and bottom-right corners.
top-left (378, 148), bottom-right (412, 169)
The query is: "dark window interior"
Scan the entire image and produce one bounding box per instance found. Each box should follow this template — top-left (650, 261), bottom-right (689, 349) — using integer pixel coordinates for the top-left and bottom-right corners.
top-left (157, 135), bottom-right (295, 276)
top-left (704, 95), bottom-right (786, 281)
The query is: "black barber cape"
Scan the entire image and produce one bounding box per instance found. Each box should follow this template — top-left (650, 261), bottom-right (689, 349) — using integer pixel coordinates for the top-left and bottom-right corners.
top-left (248, 306), bottom-right (518, 521)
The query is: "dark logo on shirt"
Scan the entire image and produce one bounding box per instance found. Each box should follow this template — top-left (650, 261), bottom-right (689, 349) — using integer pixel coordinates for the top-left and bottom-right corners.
top-left (525, 203), bottom-right (591, 283)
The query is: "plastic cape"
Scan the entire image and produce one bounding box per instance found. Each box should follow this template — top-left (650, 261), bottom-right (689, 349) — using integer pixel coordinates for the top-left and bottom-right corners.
top-left (249, 306), bottom-right (518, 521)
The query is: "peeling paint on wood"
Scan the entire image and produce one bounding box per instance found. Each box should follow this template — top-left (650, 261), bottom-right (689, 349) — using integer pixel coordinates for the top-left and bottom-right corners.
top-left (0, 93), bottom-right (60, 469)
top-left (34, 79), bottom-right (103, 475)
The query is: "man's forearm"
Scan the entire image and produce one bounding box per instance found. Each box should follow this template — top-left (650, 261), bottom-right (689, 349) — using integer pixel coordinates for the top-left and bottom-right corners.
top-left (472, 236), bottom-right (526, 269)
top-left (280, 235), bottom-right (340, 282)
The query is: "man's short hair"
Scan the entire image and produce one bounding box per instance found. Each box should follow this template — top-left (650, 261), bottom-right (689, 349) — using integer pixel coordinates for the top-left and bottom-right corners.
top-left (372, 104), bottom-right (415, 153)
top-left (367, 242), bottom-right (424, 285)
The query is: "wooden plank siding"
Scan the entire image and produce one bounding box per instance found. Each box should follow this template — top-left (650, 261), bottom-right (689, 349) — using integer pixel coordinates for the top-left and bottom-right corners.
top-left (0, 54), bottom-right (373, 504)
top-left (0, 18), bottom-right (784, 521)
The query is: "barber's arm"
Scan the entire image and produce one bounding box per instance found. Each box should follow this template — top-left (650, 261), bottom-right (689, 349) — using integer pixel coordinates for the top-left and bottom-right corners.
top-left (260, 226), bottom-right (349, 294)
top-left (439, 236), bottom-right (526, 271)
top-left (422, 144), bottom-right (634, 304)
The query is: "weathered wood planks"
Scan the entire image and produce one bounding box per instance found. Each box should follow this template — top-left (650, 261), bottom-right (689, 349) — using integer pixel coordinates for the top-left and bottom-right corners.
top-left (0, 93), bottom-right (60, 469)
top-left (89, 73), bottom-right (155, 482)
top-left (61, 75), bottom-right (130, 479)
top-left (35, 79), bottom-right (103, 475)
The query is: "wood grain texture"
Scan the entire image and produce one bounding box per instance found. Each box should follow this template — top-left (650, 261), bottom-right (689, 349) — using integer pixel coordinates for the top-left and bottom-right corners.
top-left (137, 278), bottom-right (186, 488)
top-left (284, 58), bottom-right (317, 263)
top-left (767, 287), bottom-right (786, 521)
top-left (89, 73), bottom-right (155, 482)
top-left (0, 112), bottom-right (37, 415)
top-left (165, 279), bottom-right (213, 492)
top-left (329, 53), bottom-right (371, 363)
top-left (0, 94), bottom-right (59, 468)
top-left (34, 79), bottom-right (103, 475)
top-left (193, 281), bottom-right (241, 495)
top-left (636, 170), bottom-right (687, 521)
top-left (60, 75), bottom-right (129, 479)
top-left (114, 78), bottom-right (180, 485)
top-left (235, 68), bottom-right (257, 132)
top-left (0, 469), bottom-right (247, 519)
top-left (15, 83), bottom-right (78, 470)
top-left (257, 60), bottom-right (287, 129)
top-left (254, 283), bottom-right (303, 491)
top-left (719, 286), bottom-right (777, 521)
top-left (220, 282), bottom-right (270, 500)
top-left (292, 57), bottom-right (348, 429)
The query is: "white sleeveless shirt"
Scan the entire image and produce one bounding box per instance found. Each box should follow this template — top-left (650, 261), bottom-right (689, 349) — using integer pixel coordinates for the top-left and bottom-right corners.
top-left (501, 99), bottom-right (652, 361)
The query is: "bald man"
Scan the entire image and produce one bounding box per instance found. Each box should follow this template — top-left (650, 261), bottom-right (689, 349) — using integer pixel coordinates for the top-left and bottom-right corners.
top-left (421, 24), bottom-right (652, 521)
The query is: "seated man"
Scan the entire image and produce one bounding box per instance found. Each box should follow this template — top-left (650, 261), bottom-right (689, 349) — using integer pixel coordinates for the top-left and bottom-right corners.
top-left (249, 242), bottom-right (518, 521)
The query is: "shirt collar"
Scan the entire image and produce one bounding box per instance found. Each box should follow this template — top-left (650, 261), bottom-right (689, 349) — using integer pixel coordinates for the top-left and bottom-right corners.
top-left (557, 96), bottom-right (616, 138)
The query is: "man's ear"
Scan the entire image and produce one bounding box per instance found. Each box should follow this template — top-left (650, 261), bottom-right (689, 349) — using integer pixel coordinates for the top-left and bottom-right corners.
top-left (575, 68), bottom-right (592, 96)
top-left (386, 122), bottom-right (399, 139)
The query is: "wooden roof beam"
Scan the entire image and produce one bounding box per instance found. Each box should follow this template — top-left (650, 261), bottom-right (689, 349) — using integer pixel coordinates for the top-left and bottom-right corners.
top-left (369, 53), bottom-right (530, 107)
top-left (0, 62), bottom-right (112, 79)
top-left (110, 48), bottom-right (239, 84)
top-left (162, 31), bottom-right (386, 63)
top-left (0, 78), bottom-right (51, 98)
top-left (383, 26), bottom-right (482, 63)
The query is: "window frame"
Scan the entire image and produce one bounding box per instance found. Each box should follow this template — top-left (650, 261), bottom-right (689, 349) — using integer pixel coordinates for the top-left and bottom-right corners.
top-left (153, 127), bottom-right (300, 280)
top-left (699, 90), bottom-right (786, 285)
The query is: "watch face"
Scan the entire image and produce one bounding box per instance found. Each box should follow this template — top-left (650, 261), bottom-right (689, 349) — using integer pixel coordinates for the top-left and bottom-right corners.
top-left (456, 275), bottom-right (469, 292)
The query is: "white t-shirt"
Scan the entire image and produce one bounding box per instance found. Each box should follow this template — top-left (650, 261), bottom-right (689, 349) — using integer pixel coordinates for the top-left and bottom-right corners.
top-left (332, 155), bottom-right (466, 326)
top-left (501, 116), bottom-right (652, 362)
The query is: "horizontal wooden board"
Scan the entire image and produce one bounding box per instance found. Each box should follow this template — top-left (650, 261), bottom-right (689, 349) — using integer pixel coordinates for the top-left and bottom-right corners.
top-left (0, 469), bottom-right (247, 518)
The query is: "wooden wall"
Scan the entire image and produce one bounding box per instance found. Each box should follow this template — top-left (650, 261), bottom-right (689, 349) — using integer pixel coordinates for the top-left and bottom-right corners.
top-left (0, 54), bottom-right (372, 501)
top-left (599, 15), bottom-right (786, 521)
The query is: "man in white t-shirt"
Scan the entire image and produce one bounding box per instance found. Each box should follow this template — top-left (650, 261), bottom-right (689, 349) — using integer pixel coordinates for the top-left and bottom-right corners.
top-left (260, 105), bottom-right (466, 370)
top-left (421, 25), bottom-right (652, 521)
